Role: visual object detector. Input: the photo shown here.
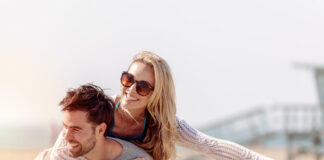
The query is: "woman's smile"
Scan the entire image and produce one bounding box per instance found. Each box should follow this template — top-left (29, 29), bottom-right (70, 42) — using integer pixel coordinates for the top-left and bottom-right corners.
top-left (124, 92), bottom-right (139, 102)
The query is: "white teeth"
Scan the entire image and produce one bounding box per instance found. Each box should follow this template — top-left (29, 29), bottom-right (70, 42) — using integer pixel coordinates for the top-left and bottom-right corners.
top-left (68, 143), bottom-right (78, 149)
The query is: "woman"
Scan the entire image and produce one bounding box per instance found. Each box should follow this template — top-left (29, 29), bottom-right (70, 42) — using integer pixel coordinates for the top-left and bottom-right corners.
top-left (53, 51), bottom-right (273, 160)
top-left (110, 51), bottom-right (272, 160)
top-left (109, 52), bottom-right (178, 160)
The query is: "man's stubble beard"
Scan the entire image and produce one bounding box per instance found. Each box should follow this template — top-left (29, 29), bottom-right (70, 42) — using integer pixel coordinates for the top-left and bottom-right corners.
top-left (68, 136), bottom-right (96, 157)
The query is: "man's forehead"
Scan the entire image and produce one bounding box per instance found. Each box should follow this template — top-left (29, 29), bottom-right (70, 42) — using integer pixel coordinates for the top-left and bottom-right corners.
top-left (62, 110), bottom-right (89, 125)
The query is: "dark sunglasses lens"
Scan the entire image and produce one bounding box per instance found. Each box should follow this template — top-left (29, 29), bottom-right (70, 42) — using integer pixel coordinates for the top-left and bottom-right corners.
top-left (121, 73), bottom-right (134, 87)
top-left (136, 81), bottom-right (151, 96)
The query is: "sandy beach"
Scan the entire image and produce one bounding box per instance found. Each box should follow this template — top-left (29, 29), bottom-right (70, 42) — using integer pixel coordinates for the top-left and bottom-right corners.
top-left (0, 148), bottom-right (42, 160)
top-left (175, 146), bottom-right (324, 160)
top-left (1, 146), bottom-right (324, 160)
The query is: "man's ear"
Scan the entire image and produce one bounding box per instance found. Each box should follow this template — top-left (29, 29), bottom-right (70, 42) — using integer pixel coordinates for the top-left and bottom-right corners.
top-left (97, 122), bottom-right (107, 136)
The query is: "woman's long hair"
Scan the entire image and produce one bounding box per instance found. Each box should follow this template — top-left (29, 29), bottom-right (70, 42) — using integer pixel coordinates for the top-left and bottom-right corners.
top-left (130, 51), bottom-right (178, 160)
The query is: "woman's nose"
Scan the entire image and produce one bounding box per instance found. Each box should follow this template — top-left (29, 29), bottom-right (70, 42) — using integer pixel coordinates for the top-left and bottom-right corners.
top-left (127, 82), bottom-right (137, 95)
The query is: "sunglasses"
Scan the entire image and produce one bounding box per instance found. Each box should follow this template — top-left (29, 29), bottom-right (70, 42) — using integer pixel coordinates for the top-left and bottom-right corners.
top-left (120, 71), bottom-right (154, 96)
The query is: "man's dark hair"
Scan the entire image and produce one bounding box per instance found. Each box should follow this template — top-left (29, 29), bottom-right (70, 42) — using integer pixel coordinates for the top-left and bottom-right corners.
top-left (59, 84), bottom-right (114, 137)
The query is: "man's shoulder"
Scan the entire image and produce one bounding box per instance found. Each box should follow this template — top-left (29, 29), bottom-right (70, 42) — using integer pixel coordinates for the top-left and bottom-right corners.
top-left (34, 148), bottom-right (53, 160)
top-left (34, 147), bottom-right (86, 160)
top-left (107, 137), bottom-right (153, 160)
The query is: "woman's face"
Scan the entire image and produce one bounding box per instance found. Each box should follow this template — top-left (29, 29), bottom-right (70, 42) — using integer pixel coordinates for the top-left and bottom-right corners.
top-left (120, 62), bottom-right (155, 112)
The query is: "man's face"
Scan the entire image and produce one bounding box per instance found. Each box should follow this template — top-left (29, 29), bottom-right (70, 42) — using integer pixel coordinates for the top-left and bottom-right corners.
top-left (62, 110), bottom-right (97, 157)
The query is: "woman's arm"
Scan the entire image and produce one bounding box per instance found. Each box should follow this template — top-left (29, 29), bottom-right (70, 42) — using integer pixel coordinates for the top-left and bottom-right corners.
top-left (176, 117), bottom-right (273, 160)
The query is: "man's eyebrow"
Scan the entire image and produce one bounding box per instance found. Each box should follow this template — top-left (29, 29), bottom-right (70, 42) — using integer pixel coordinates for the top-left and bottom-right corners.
top-left (62, 122), bottom-right (82, 130)
top-left (70, 126), bottom-right (82, 130)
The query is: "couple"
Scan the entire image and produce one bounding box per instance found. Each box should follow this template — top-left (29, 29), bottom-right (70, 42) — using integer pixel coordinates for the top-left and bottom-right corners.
top-left (36, 51), bottom-right (273, 160)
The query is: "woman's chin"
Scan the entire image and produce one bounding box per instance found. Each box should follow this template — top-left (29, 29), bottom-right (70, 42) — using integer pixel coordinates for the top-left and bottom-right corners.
top-left (121, 98), bottom-right (135, 108)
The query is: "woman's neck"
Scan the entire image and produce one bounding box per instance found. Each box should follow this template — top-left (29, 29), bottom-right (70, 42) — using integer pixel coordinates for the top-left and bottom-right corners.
top-left (118, 106), bottom-right (146, 124)
top-left (113, 99), bottom-right (147, 137)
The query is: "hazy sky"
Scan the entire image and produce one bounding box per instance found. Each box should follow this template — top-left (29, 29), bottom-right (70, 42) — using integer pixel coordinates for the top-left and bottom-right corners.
top-left (1, 0), bottom-right (324, 127)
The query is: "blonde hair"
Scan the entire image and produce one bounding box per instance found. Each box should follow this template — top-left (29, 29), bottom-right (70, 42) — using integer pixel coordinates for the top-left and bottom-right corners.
top-left (130, 51), bottom-right (178, 160)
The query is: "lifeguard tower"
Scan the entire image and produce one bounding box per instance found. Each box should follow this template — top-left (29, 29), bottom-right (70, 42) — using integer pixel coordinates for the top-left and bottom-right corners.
top-left (190, 64), bottom-right (324, 160)
top-left (285, 63), bottom-right (324, 160)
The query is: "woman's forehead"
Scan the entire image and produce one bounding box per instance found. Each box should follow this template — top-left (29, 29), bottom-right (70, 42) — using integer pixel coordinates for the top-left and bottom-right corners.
top-left (129, 62), bottom-right (155, 84)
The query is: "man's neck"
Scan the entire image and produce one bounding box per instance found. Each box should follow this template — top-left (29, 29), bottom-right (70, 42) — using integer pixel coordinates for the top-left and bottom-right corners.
top-left (84, 137), bottom-right (122, 160)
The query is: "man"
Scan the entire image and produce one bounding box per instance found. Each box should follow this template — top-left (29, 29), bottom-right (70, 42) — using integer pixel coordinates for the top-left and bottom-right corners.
top-left (35, 84), bottom-right (152, 160)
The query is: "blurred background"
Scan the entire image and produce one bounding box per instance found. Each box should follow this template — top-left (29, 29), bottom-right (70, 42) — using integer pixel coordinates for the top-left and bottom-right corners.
top-left (1, 0), bottom-right (324, 159)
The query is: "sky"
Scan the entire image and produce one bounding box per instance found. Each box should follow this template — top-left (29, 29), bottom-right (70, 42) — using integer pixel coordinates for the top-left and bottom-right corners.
top-left (1, 0), bottom-right (324, 128)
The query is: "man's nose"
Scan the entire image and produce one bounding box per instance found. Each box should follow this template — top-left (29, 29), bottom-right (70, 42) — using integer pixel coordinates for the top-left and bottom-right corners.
top-left (63, 128), bottom-right (73, 141)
